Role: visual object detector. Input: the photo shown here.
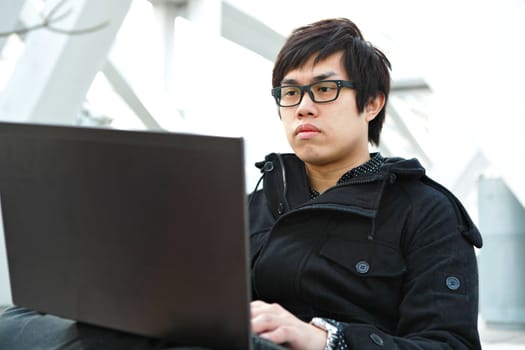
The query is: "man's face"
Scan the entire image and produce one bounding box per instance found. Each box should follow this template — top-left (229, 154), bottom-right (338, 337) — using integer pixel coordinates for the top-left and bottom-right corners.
top-left (279, 51), bottom-right (375, 169)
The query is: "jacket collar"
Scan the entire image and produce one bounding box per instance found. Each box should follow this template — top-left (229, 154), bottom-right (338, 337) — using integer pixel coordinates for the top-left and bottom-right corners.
top-left (255, 153), bottom-right (482, 248)
top-left (257, 153), bottom-right (427, 218)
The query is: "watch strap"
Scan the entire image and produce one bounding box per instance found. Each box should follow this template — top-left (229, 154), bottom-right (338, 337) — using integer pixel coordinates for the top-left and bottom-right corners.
top-left (310, 317), bottom-right (339, 350)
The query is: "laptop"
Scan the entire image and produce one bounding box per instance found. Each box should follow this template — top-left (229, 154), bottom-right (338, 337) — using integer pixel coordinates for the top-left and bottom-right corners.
top-left (0, 121), bottom-right (252, 350)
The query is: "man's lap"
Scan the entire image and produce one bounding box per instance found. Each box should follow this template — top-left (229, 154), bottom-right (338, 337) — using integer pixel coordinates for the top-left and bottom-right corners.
top-left (0, 306), bottom-right (284, 350)
top-left (0, 306), bottom-right (169, 349)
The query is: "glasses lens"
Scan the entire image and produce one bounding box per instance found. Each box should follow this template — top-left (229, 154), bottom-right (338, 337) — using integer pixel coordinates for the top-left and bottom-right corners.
top-left (311, 81), bottom-right (339, 103)
top-left (279, 86), bottom-right (302, 106)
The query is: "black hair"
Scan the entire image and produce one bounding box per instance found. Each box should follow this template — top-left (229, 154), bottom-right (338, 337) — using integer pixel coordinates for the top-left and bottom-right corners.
top-left (272, 18), bottom-right (391, 145)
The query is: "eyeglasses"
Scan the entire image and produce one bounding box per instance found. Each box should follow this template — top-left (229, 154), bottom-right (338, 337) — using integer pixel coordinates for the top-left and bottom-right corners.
top-left (271, 80), bottom-right (356, 107)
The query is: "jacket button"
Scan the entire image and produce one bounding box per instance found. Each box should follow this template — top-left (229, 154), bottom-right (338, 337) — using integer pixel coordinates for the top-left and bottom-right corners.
top-left (277, 202), bottom-right (284, 215)
top-left (446, 276), bottom-right (461, 290)
top-left (389, 173), bottom-right (397, 184)
top-left (262, 161), bottom-right (274, 172)
top-left (355, 260), bottom-right (370, 274)
top-left (369, 333), bottom-right (384, 346)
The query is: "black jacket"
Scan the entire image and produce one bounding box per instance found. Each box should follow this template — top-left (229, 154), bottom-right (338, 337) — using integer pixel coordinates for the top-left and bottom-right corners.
top-left (248, 153), bottom-right (483, 349)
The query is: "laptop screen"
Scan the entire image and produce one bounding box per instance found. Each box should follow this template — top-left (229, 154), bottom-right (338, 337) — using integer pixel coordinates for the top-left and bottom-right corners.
top-left (0, 122), bottom-right (252, 349)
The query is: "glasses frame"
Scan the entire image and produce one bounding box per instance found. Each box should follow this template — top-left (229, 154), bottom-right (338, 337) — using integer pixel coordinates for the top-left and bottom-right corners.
top-left (271, 79), bottom-right (357, 107)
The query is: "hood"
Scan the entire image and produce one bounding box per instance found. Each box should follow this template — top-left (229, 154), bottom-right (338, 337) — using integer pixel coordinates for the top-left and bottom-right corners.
top-left (382, 156), bottom-right (426, 179)
top-left (254, 153), bottom-right (422, 218)
top-left (255, 153), bottom-right (311, 218)
top-left (253, 153), bottom-right (482, 248)
top-left (382, 157), bottom-right (482, 248)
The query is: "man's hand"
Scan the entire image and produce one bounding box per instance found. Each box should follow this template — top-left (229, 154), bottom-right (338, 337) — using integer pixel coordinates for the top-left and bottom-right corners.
top-left (251, 300), bottom-right (327, 350)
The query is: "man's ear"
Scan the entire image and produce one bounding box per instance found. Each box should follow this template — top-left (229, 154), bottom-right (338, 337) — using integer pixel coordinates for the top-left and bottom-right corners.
top-left (364, 93), bottom-right (386, 122)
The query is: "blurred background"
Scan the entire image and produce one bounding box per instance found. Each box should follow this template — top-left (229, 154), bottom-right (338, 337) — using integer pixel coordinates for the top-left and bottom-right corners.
top-left (0, 0), bottom-right (524, 347)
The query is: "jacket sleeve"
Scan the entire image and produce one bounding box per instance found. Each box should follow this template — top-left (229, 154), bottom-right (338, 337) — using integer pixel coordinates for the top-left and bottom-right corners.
top-left (340, 186), bottom-right (482, 349)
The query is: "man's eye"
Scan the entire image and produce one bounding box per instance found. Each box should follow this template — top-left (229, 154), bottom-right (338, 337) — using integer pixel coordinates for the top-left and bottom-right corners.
top-left (316, 84), bottom-right (335, 93)
top-left (282, 88), bottom-right (298, 96)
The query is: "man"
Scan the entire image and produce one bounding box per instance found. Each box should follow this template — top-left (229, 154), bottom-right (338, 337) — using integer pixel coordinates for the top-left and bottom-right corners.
top-left (248, 18), bottom-right (482, 349)
top-left (0, 18), bottom-right (482, 350)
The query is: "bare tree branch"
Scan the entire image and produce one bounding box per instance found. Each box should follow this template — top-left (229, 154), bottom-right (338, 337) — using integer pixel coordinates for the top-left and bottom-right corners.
top-left (0, 0), bottom-right (109, 37)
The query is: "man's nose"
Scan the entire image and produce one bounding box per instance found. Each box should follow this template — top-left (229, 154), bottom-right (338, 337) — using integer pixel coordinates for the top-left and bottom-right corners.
top-left (296, 91), bottom-right (317, 117)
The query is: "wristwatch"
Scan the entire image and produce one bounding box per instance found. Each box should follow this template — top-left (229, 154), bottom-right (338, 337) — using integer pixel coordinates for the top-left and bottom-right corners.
top-left (310, 317), bottom-right (338, 350)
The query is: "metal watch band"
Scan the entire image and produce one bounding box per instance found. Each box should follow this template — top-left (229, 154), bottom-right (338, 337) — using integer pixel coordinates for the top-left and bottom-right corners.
top-left (310, 317), bottom-right (338, 350)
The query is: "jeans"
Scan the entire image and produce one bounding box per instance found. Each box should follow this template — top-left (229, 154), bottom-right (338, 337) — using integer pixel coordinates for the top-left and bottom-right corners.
top-left (0, 306), bottom-right (285, 350)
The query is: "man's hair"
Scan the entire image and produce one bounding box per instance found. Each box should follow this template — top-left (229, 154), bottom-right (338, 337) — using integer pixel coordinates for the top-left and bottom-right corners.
top-left (272, 18), bottom-right (391, 146)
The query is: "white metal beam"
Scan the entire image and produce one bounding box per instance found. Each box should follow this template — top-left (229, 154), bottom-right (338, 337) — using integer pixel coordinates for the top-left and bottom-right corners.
top-left (101, 60), bottom-right (164, 131)
top-left (0, 0), bottom-right (26, 53)
top-left (148, 0), bottom-right (222, 97)
top-left (0, 0), bottom-right (132, 124)
top-left (221, 1), bottom-right (284, 61)
top-left (452, 149), bottom-right (491, 201)
top-left (385, 99), bottom-right (431, 167)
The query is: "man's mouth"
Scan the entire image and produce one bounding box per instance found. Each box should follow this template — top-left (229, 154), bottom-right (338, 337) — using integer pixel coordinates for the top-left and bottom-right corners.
top-left (295, 123), bottom-right (321, 139)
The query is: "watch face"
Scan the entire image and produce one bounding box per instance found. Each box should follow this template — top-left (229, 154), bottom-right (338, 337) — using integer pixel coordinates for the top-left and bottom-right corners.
top-left (312, 318), bottom-right (337, 331)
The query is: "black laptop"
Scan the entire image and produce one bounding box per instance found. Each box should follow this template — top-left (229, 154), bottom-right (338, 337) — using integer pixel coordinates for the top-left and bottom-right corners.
top-left (0, 121), bottom-right (252, 350)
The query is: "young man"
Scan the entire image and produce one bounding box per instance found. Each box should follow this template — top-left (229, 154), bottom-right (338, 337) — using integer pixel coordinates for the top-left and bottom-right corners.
top-left (248, 18), bottom-right (483, 349)
top-left (0, 18), bottom-right (482, 350)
